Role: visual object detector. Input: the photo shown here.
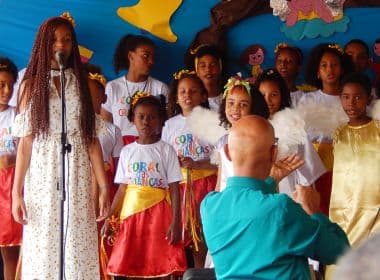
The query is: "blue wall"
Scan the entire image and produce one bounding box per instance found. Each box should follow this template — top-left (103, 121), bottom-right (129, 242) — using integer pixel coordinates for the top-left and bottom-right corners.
top-left (0, 0), bottom-right (379, 84)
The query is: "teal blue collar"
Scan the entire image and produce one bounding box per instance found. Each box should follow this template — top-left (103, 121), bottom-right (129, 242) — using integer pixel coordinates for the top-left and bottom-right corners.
top-left (226, 176), bottom-right (276, 194)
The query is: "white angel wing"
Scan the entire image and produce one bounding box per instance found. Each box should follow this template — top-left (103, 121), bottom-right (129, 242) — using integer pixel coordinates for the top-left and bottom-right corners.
top-left (295, 97), bottom-right (348, 138)
top-left (186, 106), bottom-right (228, 145)
top-left (369, 99), bottom-right (380, 121)
top-left (270, 108), bottom-right (306, 159)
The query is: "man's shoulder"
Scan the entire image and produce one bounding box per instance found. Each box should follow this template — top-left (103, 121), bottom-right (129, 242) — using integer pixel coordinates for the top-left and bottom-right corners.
top-left (201, 191), bottom-right (220, 206)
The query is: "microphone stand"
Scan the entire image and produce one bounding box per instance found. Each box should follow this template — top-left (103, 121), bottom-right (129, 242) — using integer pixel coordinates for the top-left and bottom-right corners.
top-left (57, 63), bottom-right (71, 280)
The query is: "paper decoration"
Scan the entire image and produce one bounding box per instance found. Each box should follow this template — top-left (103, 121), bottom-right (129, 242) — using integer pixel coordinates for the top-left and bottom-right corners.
top-left (239, 44), bottom-right (265, 83)
top-left (78, 45), bottom-right (93, 63)
top-left (270, 0), bottom-right (349, 40)
top-left (117, 0), bottom-right (182, 43)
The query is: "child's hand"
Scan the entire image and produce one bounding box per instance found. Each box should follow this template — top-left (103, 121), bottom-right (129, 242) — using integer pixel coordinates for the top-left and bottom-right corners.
top-left (179, 157), bottom-right (197, 169)
top-left (270, 154), bottom-right (304, 184)
top-left (166, 220), bottom-right (181, 245)
top-left (12, 194), bottom-right (28, 225)
top-left (97, 186), bottom-right (110, 222)
top-left (101, 219), bottom-right (110, 236)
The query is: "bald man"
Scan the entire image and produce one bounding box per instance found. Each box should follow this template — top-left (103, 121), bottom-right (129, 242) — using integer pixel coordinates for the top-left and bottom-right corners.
top-left (200, 116), bottom-right (349, 280)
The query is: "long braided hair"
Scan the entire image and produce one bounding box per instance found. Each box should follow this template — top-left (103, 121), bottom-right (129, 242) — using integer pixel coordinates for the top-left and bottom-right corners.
top-left (18, 17), bottom-right (95, 143)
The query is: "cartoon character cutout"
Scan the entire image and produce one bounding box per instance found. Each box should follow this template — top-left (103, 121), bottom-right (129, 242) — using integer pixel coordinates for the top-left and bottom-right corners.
top-left (240, 44), bottom-right (265, 84)
top-left (286, 0), bottom-right (334, 27)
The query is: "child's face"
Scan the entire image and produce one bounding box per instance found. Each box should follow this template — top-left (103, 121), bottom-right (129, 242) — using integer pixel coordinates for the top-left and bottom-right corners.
top-left (259, 81), bottom-right (282, 117)
top-left (52, 24), bottom-right (73, 69)
top-left (177, 77), bottom-right (205, 115)
top-left (374, 43), bottom-right (380, 57)
top-left (248, 49), bottom-right (264, 66)
top-left (345, 42), bottom-right (369, 72)
top-left (318, 52), bottom-right (342, 87)
top-left (133, 103), bottom-right (161, 141)
top-left (196, 55), bottom-right (221, 85)
top-left (275, 49), bottom-right (300, 81)
top-left (89, 82), bottom-right (107, 114)
top-left (0, 72), bottom-right (15, 106)
top-left (128, 44), bottom-right (155, 76)
top-left (340, 82), bottom-right (371, 125)
top-left (225, 86), bottom-right (252, 126)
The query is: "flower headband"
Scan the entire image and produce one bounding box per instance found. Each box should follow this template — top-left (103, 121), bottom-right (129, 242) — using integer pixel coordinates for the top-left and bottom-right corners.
top-left (328, 44), bottom-right (344, 54)
top-left (173, 69), bottom-right (196, 80)
top-left (60, 11), bottom-right (76, 27)
top-left (88, 72), bottom-right (107, 88)
top-left (131, 91), bottom-right (151, 108)
top-left (223, 74), bottom-right (251, 99)
top-left (274, 42), bottom-right (289, 54)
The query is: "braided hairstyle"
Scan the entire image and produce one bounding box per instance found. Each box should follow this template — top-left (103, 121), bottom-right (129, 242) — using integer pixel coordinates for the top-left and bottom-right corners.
top-left (18, 16), bottom-right (95, 143)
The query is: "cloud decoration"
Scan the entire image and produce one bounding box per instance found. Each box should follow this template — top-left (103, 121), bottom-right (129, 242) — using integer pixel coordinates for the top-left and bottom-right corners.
top-left (280, 16), bottom-right (350, 40)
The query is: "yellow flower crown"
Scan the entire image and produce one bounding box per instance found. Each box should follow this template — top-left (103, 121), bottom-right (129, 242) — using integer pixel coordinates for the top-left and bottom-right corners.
top-left (274, 42), bottom-right (289, 54)
top-left (131, 91), bottom-right (152, 108)
top-left (223, 74), bottom-right (251, 99)
top-left (88, 72), bottom-right (107, 87)
top-left (328, 44), bottom-right (344, 54)
top-left (173, 69), bottom-right (196, 80)
top-left (60, 11), bottom-right (76, 27)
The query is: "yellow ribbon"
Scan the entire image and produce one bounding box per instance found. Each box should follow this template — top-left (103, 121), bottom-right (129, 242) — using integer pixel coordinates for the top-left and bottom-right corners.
top-left (181, 168), bottom-right (217, 251)
top-left (180, 168), bottom-right (217, 184)
top-left (119, 184), bottom-right (170, 220)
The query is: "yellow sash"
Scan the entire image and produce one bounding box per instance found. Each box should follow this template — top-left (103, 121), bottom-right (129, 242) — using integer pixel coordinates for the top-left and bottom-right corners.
top-left (180, 168), bottom-right (217, 184)
top-left (119, 184), bottom-right (170, 220)
top-left (312, 142), bottom-right (334, 171)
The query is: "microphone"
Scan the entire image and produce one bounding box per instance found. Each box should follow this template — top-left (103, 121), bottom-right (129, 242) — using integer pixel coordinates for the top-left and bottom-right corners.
top-left (55, 51), bottom-right (65, 69)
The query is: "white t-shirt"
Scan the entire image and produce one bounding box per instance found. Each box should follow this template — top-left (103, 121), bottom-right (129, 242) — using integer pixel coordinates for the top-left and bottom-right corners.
top-left (298, 89), bottom-right (342, 143)
top-left (215, 134), bottom-right (231, 191)
top-left (0, 107), bottom-right (17, 156)
top-left (98, 118), bottom-right (123, 163)
top-left (9, 68), bottom-right (26, 107)
top-left (278, 138), bottom-right (326, 195)
top-left (208, 95), bottom-right (222, 112)
top-left (114, 140), bottom-right (182, 188)
top-left (290, 90), bottom-right (304, 108)
top-left (162, 114), bottom-right (214, 161)
top-left (102, 76), bottom-right (169, 136)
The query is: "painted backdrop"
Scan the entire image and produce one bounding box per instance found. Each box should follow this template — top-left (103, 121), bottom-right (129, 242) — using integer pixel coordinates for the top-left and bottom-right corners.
top-left (0, 0), bottom-right (379, 84)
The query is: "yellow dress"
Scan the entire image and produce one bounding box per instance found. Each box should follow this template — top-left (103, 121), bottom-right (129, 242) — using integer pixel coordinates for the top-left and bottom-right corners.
top-left (326, 120), bottom-right (380, 279)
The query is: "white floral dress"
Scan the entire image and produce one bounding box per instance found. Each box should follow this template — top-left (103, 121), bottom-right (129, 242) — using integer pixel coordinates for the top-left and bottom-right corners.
top-left (13, 69), bottom-right (101, 279)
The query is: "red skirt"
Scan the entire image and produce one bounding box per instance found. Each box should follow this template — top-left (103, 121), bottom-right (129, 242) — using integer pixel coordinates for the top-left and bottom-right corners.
top-left (315, 171), bottom-right (333, 216)
top-left (107, 199), bottom-right (187, 277)
top-left (0, 166), bottom-right (22, 246)
top-left (180, 174), bottom-right (217, 245)
top-left (98, 166), bottom-right (118, 279)
top-left (180, 175), bottom-right (217, 220)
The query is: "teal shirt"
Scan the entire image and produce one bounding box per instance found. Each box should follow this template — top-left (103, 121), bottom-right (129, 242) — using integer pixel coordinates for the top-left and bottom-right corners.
top-left (201, 176), bottom-right (349, 280)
